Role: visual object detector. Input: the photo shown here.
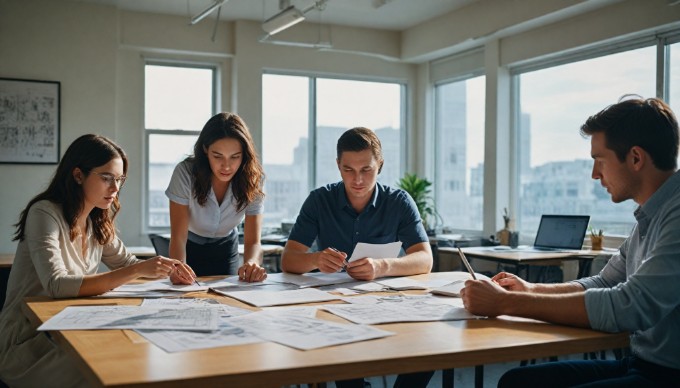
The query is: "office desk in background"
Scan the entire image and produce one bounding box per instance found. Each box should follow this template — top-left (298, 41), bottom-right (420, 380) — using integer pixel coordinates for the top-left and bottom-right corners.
top-left (125, 246), bottom-right (157, 259)
top-left (452, 246), bottom-right (617, 280)
top-left (23, 272), bottom-right (629, 388)
top-left (0, 254), bottom-right (12, 311)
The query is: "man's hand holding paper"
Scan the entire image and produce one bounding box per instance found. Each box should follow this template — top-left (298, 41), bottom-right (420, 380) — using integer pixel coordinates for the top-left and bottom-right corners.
top-left (346, 242), bottom-right (402, 281)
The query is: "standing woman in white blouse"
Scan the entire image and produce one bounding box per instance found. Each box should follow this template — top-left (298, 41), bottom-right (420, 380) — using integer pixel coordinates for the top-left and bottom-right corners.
top-left (0, 134), bottom-right (195, 387)
top-left (166, 112), bottom-right (267, 282)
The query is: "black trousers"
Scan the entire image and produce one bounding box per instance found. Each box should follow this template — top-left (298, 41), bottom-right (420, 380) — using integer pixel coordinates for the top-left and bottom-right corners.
top-left (185, 232), bottom-right (239, 276)
top-left (499, 355), bottom-right (680, 388)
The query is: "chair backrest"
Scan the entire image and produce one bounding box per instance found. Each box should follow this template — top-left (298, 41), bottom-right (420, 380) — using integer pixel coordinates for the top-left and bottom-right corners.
top-left (148, 234), bottom-right (170, 257)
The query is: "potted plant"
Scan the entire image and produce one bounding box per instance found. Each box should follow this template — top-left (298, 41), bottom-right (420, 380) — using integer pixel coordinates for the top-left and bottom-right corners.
top-left (397, 173), bottom-right (439, 235)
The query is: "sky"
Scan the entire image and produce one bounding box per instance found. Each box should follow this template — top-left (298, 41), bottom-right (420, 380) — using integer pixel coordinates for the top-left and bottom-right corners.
top-left (262, 74), bottom-right (401, 165)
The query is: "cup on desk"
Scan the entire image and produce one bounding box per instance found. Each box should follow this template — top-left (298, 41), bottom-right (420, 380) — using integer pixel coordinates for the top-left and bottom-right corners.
top-left (508, 231), bottom-right (519, 248)
top-left (590, 235), bottom-right (603, 251)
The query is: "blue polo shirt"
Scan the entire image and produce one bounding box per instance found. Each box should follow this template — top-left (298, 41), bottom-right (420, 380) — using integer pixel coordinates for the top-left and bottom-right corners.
top-left (288, 181), bottom-right (429, 258)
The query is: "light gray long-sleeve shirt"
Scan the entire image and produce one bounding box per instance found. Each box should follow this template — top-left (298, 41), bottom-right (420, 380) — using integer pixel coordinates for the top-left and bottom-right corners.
top-left (575, 170), bottom-right (680, 370)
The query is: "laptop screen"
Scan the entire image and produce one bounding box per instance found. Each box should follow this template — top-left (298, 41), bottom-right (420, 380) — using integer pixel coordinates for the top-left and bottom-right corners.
top-left (533, 215), bottom-right (590, 250)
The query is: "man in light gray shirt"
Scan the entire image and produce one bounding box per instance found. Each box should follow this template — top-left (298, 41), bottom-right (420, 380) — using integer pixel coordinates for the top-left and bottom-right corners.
top-left (461, 96), bottom-right (680, 387)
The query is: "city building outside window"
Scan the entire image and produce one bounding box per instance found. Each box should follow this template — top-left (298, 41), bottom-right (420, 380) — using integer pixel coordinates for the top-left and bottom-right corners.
top-left (516, 46), bottom-right (655, 237)
top-left (434, 76), bottom-right (485, 231)
top-left (262, 73), bottom-right (404, 230)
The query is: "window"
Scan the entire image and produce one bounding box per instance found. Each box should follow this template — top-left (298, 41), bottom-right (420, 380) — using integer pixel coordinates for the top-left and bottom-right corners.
top-left (262, 74), bottom-right (310, 227)
top-left (315, 78), bottom-right (403, 188)
top-left (671, 40), bottom-right (680, 168)
top-left (516, 46), bottom-right (655, 236)
top-left (145, 63), bottom-right (215, 228)
top-left (434, 76), bottom-right (485, 231)
top-left (262, 74), bottom-right (405, 229)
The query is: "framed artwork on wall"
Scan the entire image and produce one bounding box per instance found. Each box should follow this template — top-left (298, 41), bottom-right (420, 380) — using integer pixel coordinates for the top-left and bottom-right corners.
top-left (0, 77), bottom-right (60, 164)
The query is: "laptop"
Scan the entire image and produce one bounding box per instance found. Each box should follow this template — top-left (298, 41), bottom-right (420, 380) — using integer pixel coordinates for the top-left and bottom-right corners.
top-left (530, 214), bottom-right (590, 251)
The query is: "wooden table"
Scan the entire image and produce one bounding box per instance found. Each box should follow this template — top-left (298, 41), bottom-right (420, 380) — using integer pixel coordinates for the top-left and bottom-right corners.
top-left (450, 247), bottom-right (616, 279)
top-left (22, 272), bottom-right (629, 388)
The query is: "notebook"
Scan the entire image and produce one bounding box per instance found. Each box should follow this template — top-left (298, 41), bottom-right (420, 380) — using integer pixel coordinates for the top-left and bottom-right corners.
top-left (530, 214), bottom-right (590, 251)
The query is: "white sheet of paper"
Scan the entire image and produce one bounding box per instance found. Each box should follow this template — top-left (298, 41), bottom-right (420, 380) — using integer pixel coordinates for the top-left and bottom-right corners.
top-left (136, 320), bottom-right (263, 353)
top-left (227, 311), bottom-right (394, 350)
top-left (323, 295), bottom-right (482, 324)
top-left (201, 276), bottom-right (279, 289)
top-left (266, 272), bottom-right (356, 288)
top-left (38, 305), bottom-right (219, 331)
top-left (375, 277), bottom-right (452, 290)
top-left (351, 282), bottom-right (389, 292)
top-left (429, 272), bottom-right (490, 297)
top-left (111, 279), bottom-right (209, 293)
top-left (348, 241), bottom-right (402, 262)
top-left (98, 290), bottom-right (191, 298)
top-left (140, 298), bottom-right (252, 318)
top-left (214, 287), bottom-right (341, 307)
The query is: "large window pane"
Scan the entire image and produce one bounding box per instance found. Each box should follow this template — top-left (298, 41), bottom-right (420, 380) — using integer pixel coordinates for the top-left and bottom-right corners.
top-left (262, 74), bottom-right (310, 228)
top-left (518, 46), bottom-right (655, 237)
top-left (670, 42), bottom-right (680, 128)
top-left (145, 64), bottom-right (214, 229)
top-left (315, 78), bottom-right (402, 188)
top-left (435, 76), bottom-right (485, 231)
top-left (147, 134), bottom-right (197, 227)
top-left (145, 65), bottom-right (213, 130)
top-left (262, 74), bottom-right (404, 230)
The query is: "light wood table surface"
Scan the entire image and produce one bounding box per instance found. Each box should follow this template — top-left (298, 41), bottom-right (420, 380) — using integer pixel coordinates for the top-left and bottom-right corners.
top-left (22, 272), bottom-right (629, 388)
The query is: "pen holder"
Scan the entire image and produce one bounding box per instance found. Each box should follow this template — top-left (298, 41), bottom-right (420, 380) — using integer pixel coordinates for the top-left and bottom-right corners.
top-left (508, 231), bottom-right (519, 248)
top-left (591, 235), bottom-right (603, 251)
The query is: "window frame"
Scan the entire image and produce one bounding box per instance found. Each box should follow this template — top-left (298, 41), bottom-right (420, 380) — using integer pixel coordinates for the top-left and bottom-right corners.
top-left (433, 71), bottom-right (486, 234)
top-left (143, 60), bottom-right (218, 233)
top-left (261, 70), bottom-right (408, 208)
top-left (508, 30), bottom-right (680, 239)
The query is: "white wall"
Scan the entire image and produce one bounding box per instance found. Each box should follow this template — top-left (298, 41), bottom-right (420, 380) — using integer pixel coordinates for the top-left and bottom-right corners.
top-left (0, 0), bottom-right (417, 253)
top-left (1, 0), bottom-right (679, 253)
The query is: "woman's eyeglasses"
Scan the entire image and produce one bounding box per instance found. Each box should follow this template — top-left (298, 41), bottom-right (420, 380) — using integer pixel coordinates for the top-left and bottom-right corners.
top-left (92, 172), bottom-right (126, 188)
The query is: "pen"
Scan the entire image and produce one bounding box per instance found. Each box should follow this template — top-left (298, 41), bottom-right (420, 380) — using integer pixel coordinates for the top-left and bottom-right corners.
top-left (457, 247), bottom-right (477, 280)
top-left (329, 247), bottom-right (348, 270)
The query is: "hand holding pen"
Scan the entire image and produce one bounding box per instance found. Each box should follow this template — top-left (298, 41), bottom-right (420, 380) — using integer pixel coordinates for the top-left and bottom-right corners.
top-left (317, 246), bottom-right (347, 273)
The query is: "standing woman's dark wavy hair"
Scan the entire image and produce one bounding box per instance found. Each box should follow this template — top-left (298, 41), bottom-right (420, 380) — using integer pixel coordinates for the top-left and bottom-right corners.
top-left (188, 112), bottom-right (265, 211)
top-left (13, 134), bottom-right (128, 245)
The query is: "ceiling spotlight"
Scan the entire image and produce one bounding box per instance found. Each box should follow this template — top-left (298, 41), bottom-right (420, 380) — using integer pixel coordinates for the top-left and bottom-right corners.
top-left (190, 0), bottom-right (227, 25)
top-left (262, 5), bottom-right (306, 35)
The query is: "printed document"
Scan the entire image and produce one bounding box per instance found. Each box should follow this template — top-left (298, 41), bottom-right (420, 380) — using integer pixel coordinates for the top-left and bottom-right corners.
top-left (323, 294), bottom-right (482, 324)
top-left (214, 287), bottom-right (341, 307)
top-left (348, 241), bottom-right (402, 262)
top-left (227, 310), bottom-right (394, 350)
top-left (38, 305), bottom-right (219, 331)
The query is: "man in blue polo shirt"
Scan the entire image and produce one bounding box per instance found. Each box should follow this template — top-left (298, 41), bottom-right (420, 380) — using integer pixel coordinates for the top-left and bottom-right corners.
top-left (281, 127), bottom-right (434, 388)
top-left (281, 126), bottom-right (432, 281)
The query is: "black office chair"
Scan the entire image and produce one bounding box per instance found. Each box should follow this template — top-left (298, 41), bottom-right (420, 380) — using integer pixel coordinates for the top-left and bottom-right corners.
top-left (148, 234), bottom-right (170, 257)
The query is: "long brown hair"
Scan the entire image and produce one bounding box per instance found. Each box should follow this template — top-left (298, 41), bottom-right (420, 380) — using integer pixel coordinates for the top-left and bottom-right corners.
top-left (13, 134), bottom-right (129, 245)
top-left (188, 112), bottom-right (265, 211)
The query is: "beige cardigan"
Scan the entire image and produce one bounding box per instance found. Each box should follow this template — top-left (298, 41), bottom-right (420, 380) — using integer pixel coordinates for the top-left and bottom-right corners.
top-left (0, 200), bottom-right (140, 387)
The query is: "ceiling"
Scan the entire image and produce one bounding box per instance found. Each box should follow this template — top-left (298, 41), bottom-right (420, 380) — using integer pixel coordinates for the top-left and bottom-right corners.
top-left (70, 0), bottom-right (476, 31)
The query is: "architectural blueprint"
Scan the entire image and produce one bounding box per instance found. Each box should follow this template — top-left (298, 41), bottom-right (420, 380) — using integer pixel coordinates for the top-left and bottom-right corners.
top-left (227, 310), bottom-right (394, 350)
top-left (37, 305), bottom-right (219, 331)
